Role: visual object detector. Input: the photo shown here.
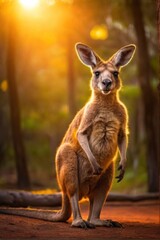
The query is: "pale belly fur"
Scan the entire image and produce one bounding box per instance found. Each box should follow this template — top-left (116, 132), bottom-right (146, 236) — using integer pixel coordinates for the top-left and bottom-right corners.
top-left (78, 119), bottom-right (120, 198)
top-left (90, 119), bottom-right (120, 164)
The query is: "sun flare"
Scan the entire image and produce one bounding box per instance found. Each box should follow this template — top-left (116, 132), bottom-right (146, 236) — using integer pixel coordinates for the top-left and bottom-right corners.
top-left (90, 25), bottom-right (108, 40)
top-left (19, 0), bottom-right (39, 9)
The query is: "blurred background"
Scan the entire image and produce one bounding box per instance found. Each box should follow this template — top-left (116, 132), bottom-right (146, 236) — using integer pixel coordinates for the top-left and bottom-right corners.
top-left (0, 0), bottom-right (159, 194)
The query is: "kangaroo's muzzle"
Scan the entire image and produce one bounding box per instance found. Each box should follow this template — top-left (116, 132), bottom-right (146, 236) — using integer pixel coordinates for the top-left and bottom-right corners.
top-left (99, 79), bottom-right (112, 95)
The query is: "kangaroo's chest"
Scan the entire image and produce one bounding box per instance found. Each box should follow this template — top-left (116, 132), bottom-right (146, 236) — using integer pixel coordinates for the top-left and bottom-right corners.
top-left (89, 111), bottom-right (120, 160)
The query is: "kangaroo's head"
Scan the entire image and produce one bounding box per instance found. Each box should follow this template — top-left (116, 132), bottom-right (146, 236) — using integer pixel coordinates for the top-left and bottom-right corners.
top-left (75, 43), bottom-right (136, 96)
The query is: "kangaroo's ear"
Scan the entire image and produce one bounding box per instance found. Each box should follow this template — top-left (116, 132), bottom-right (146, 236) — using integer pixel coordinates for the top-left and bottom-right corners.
top-left (110, 44), bottom-right (136, 68)
top-left (75, 43), bottom-right (101, 68)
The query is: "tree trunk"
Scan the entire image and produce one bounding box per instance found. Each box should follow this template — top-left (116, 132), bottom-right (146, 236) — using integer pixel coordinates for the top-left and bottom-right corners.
top-left (65, 4), bottom-right (77, 118)
top-left (156, 0), bottom-right (160, 194)
top-left (157, 0), bottom-right (160, 50)
top-left (66, 37), bottom-right (76, 118)
top-left (130, 0), bottom-right (159, 192)
top-left (7, 8), bottom-right (30, 189)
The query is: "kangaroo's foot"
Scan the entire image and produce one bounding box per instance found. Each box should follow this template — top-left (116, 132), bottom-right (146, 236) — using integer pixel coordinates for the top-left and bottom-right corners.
top-left (89, 219), bottom-right (123, 228)
top-left (71, 219), bottom-right (95, 229)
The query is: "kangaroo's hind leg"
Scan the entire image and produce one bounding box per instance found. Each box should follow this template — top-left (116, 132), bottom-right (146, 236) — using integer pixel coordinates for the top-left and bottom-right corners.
top-left (88, 162), bottom-right (122, 227)
top-left (56, 143), bottom-right (94, 229)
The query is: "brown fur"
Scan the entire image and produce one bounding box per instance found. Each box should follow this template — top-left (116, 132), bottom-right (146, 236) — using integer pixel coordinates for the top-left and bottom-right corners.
top-left (54, 43), bottom-right (135, 228)
top-left (0, 43), bottom-right (136, 228)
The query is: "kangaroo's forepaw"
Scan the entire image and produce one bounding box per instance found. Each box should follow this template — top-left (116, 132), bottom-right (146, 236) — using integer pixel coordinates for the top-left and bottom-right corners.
top-left (116, 164), bottom-right (125, 182)
top-left (93, 165), bottom-right (103, 175)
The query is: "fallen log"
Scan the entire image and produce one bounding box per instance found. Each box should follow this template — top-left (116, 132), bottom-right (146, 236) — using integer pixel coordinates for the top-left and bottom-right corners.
top-left (0, 191), bottom-right (62, 207)
top-left (0, 190), bottom-right (159, 207)
top-left (107, 192), bottom-right (159, 202)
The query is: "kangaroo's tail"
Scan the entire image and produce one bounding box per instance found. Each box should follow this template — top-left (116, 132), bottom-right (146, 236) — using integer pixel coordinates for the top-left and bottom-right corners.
top-left (0, 193), bottom-right (71, 222)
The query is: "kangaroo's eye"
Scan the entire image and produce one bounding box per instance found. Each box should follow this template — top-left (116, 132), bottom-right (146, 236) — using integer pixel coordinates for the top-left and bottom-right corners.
top-left (94, 71), bottom-right (100, 78)
top-left (113, 71), bottom-right (119, 77)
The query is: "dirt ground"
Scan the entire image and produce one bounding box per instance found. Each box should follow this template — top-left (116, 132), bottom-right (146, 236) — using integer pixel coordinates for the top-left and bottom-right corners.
top-left (0, 200), bottom-right (159, 239)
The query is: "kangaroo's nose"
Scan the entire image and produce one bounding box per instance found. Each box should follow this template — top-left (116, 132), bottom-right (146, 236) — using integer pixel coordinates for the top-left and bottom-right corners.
top-left (102, 79), bottom-right (112, 89)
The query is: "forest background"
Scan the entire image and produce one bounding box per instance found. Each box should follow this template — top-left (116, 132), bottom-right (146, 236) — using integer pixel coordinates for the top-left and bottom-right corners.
top-left (0, 0), bottom-right (159, 194)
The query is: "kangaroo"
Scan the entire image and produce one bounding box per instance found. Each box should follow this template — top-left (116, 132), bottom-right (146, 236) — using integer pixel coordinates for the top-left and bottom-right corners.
top-left (0, 43), bottom-right (136, 228)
